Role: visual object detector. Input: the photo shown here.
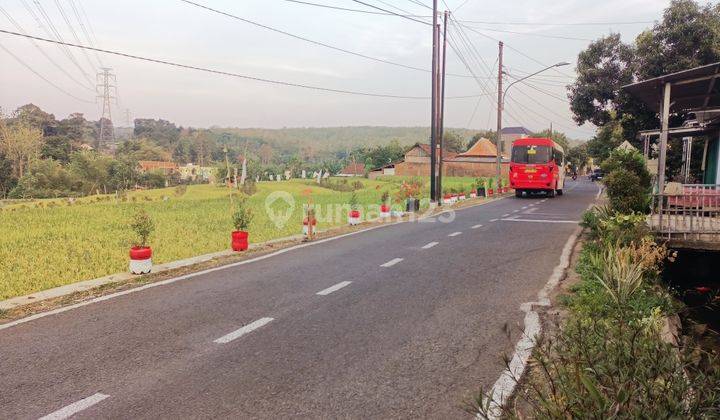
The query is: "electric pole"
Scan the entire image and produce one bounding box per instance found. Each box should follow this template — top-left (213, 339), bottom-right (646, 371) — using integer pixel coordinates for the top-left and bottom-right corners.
top-left (429, 0), bottom-right (438, 203)
top-left (97, 68), bottom-right (116, 148)
top-left (438, 11), bottom-right (448, 203)
top-left (495, 42), bottom-right (504, 189)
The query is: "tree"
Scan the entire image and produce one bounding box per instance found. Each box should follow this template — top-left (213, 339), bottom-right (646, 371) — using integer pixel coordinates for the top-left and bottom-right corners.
top-left (442, 130), bottom-right (466, 153)
top-left (9, 158), bottom-right (79, 198)
top-left (566, 144), bottom-right (589, 171)
top-left (0, 121), bottom-right (43, 178)
top-left (259, 144), bottom-right (274, 165)
top-left (133, 119), bottom-right (180, 146)
top-left (569, 1), bottom-right (720, 147)
top-left (41, 136), bottom-right (73, 164)
top-left (13, 104), bottom-right (57, 135)
top-left (116, 139), bottom-right (171, 162)
top-left (0, 153), bottom-right (15, 198)
top-left (532, 129), bottom-right (571, 151)
top-left (586, 117), bottom-right (624, 162)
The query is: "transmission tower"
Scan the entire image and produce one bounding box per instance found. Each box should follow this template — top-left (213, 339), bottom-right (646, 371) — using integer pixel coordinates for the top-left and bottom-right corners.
top-left (96, 67), bottom-right (117, 147)
top-left (123, 108), bottom-right (132, 127)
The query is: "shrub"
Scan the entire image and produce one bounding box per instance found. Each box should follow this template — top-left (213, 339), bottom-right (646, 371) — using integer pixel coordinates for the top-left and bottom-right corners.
top-left (604, 168), bottom-right (651, 214)
top-left (348, 191), bottom-right (359, 210)
top-left (380, 190), bottom-right (389, 204)
top-left (231, 199), bottom-right (253, 231)
top-left (395, 179), bottom-right (423, 202)
top-left (129, 209), bottom-right (154, 248)
top-left (602, 149), bottom-right (651, 189)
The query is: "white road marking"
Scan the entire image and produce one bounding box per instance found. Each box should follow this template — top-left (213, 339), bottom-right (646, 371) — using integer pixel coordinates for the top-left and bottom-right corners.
top-left (512, 209), bottom-right (520, 213)
top-left (521, 206), bottom-right (528, 210)
top-left (471, 224), bottom-right (483, 229)
top-left (39, 393), bottom-right (110, 420)
top-left (500, 218), bottom-right (578, 224)
top-left (502, 213), bottom-right (510, 217)
top-left (484, 228), bottom-right (581, 419)
top-left (489, 218), bottom-right (499, 222)
top-left (380, 258), bottom-right (403, 268)
top-left (316, 281), bottom-right (352, 296)
top-left (214, 317), bottom-right (274, 344)
top-left (421, 241), bottom-right (439, 249)
top-left (2, 190), bottom-right (515, 333)
top-left (448, 231), bottom-right (462, 237)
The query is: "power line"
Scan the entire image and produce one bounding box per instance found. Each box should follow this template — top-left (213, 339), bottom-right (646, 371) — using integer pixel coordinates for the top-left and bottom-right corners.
top-left (178, 0), bottom-right (476, 78)
top-left (461, 25), bottom-right (592, 41)
top-left (0, 28), bottom-right (488, 100)
top-left (0, 4), bottom-right (94, 92)
top-left (67, 0), bottom-right (103, 67)
top-left (280, 0), bottom-right (393, 15)
top-left (53, 0), bottom-right (97, 72)
top-left (30, 0), bottom-right (96, 86)
top-left (347, 0), bottom-right (432, 25)
top-left (457, 19), bottom-right (654, 26)
top-left (0, 41), bottom-right (93, 103)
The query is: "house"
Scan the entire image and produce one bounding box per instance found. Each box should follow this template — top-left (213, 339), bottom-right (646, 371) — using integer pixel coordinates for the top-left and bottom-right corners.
top-left (444, 138), bottom-right (509, 177)
top-left (623, 61), bottom-right (720, 250)
top-left (393, 141), bottom-right (509, 178)
top-left (138, 161), bottom-right (178, 175)
top-left (500, 126), bottom-right (532, 156)
top-left (337, 163), bottom-right (365, 177)
top-left (394, 143), bottom-right (458, 177)
top-left (367, 162), bottom-right (396, 179)
top-left (178, 163), bottom-right (216, 183)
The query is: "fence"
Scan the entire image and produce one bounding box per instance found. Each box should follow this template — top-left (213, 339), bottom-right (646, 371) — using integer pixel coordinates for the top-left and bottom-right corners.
top-left (651, 184), bottom-right (720, 242)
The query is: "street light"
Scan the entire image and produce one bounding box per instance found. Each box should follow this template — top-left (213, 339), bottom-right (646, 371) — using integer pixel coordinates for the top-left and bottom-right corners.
top-left (495, 61), bottom-right (570, 189)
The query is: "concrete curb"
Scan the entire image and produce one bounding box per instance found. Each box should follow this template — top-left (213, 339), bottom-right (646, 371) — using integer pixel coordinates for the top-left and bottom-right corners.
top-left (0, 194), bottom-right (509, 312)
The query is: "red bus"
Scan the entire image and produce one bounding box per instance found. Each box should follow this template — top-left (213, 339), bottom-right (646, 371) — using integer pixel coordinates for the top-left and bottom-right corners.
top-left (509, 137), bottom-right (565, 198)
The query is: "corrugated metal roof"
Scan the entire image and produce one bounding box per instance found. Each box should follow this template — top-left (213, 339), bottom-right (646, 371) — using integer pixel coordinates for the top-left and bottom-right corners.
top-left (457, 138), bottom-right (497, 157)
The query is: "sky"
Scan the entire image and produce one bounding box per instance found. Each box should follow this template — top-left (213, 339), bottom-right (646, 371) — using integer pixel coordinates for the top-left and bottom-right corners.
top-left (0, 0), bottom-right (687, 139)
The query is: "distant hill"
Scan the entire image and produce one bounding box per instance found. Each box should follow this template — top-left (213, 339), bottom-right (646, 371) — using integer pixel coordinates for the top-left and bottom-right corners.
top-left (210, 126), bottom-right (478, 153)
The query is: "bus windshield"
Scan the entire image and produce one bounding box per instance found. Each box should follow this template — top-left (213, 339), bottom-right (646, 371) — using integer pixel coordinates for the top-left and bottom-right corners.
top-left (512, 145), bottom-right (552, 164)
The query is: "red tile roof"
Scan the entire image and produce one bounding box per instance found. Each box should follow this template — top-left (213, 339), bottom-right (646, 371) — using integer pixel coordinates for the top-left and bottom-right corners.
top-left (339, 163), bottom-right (365, 175)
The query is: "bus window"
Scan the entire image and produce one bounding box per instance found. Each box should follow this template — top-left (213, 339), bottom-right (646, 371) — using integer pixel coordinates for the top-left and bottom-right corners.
top-left (511, 145), bottom-right (551, 164)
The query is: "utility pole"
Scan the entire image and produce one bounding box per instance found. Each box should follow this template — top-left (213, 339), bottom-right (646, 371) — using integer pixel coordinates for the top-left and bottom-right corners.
top-left (495, 42), bottom-right (504, 189)
top-left (97, 68), bottom-right (116, 148)
top-left (429, 0), bottom-right (439, 203)
top-left (438, 10), bottom-right (448, 203)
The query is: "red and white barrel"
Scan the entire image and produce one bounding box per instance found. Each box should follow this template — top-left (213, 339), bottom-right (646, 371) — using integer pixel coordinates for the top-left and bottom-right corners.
top-left (129, 246), bottom-right (152, 274)
top-left (348, 210), bottom-right (361, 225)
top-left (380, 204), bottom-right (390, 218)
top-left (458, 193), bottom-right (466, 201)
top-left (231, 231), bottom-right (249, 252)
top-left (487, 188), bottom-right (494, 197)
top-left (470, 192), bottom-right (477, 198)
top-left (303, 217), bottom-right (317, 235)
top-left (443, 194), bottom-right (453, 205)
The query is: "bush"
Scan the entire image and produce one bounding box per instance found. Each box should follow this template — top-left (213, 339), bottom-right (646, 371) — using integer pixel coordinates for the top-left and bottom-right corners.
top-left (129, 209), bottom-right (154, 248)
top-left (604, 169), bottom-right (650, 214)
top-left (602, 149), bottom-right (651, 189)
top-left (231, 199), bottom-right (253, 231)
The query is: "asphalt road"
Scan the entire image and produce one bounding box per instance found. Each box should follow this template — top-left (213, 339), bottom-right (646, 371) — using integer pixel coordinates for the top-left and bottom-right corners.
top-left (0, 180), bottom-right (598, 419)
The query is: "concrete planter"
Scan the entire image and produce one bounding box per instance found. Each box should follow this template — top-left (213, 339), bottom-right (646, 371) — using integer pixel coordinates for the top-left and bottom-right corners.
top-left (231, 230), bottom-right (249, 252)
top-left (129, 246), bottom-right (152, 274)
top-left (348, 210), bottom-right (361, 225)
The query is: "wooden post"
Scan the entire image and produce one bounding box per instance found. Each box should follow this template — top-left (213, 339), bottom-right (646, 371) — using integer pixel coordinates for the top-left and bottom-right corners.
top-left (657, 82), bottom-right (672, 193)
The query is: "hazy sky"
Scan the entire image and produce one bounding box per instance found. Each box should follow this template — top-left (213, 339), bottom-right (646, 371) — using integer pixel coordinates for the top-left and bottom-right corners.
top-left (0, 0), bottom-right (688, 139)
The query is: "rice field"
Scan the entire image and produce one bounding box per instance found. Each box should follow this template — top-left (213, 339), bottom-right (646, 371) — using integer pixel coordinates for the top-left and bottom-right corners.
top-left (0, 179), bottom-right (400, 300)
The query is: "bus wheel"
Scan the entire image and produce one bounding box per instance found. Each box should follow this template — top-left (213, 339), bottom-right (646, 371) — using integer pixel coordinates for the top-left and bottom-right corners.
top-left (547, 189), bottom-right (556, 198)
top-left (556, 189), bottom-right (563, 196)
top-left (515, 190), bottom-right (523, 198)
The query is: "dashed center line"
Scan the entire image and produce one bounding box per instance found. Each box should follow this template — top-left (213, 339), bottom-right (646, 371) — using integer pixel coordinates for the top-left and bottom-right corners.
top-left (448, 231), bottom-right (462, 237)
top-left (39, 393), bottom-right (110, 420)
top-left (422, 241), bottom-right (439, 249)
top-left (502, 213), bottom-right (510, 217)
top-left (381, 258), bottom-right (404, 268)
top-left (471, 224), bottom-right (483, 229)
top-left (316, 281), bottom-right (352, 296)
top-left (214, 317), bottom-right (274, 344)
top-left (489, 218), bottom-right (499, 222)
top-left (512, 209), bottom-right (520, 213)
